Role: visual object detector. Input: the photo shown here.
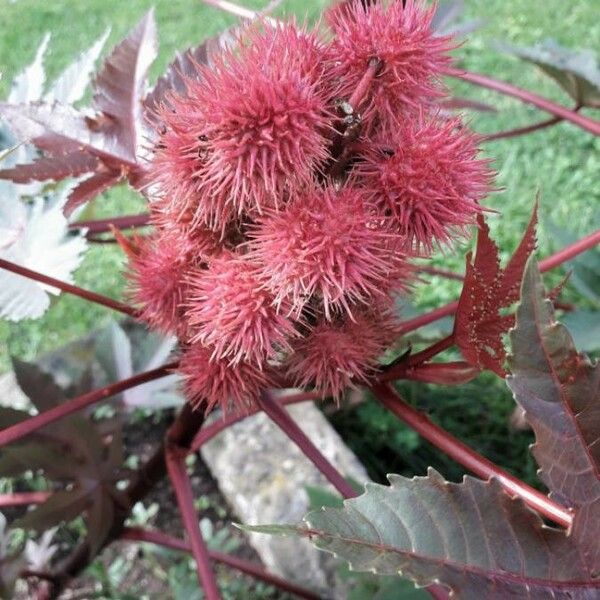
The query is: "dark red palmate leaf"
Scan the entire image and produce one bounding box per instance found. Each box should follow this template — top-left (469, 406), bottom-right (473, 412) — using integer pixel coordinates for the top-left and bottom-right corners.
top-left (454, 204), bottom-right (537, 375)
top-left (64, 169), bottom-right (124, 216)
top-left (0, 11), bottom-right (158, 213)
top-left (1, 361), bottom-right (125, 556)
top-left (0, 152), bottom-right (99, 184)
top-left (144, 41), bottom-right (216, 123)
top-left (92, 9), bottom-right (157, 162)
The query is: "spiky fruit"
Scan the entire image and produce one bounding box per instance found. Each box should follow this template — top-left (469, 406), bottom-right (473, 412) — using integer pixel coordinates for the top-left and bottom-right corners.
top-left (127, 230), bottom-right (213, 335)
top-left (356, 115), bottom-right (493, 251)
top-left (286, 308), bottom-right (400, 399)
top-left (249, 184), bottom-right (409, 318)
top-left (326, 0), bottom-right (452, 131)
top-left (186, 253), bottom-right (296, 364)
top-left (151, 23), bottom-right (332, 233)
top-left (179, 343), bottom-right (272, 413)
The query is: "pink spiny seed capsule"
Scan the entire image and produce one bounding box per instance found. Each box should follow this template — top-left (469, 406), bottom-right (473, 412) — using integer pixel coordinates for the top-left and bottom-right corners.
top-left (286, 308), bottom-right (401, 400)
top-left (356, 114), bottom-right (493, 252)
top-left (179, 343), bottom-right (273, 413)
top-left (249, 184), bottom-right (410, 319)
top-left (325, 0), bottom-right (453, 132)
top-left (186, 253), bottom-right (297, 364)
top-left (152, 22), bottom-right (333, 234)
top-left (127, 230), bottom-right (213, 335)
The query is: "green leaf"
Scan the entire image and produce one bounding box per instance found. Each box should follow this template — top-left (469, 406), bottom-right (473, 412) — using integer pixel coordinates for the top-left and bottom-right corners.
top-left (545, 219), bottom-right (600, 306)
top-left (502, 40), bottom-right (600, 107)
top-left (248, 471), bottom-right (596, 598)
top-left (561, 310), bottom-right (600, 352)
top-left (507, 258), bottom-right (600, 572)
top-left (305, 485), bottom-right (344, 510)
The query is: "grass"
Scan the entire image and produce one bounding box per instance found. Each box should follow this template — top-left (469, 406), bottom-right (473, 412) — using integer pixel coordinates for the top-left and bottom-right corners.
top-left (0, 1), bottom-right (598, 461)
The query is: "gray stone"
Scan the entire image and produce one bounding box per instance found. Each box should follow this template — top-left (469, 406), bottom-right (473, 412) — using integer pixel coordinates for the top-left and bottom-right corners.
top-left (200, 398), bottom-right (370, 599)
top-left (0, 371), bottom-right (30, 411)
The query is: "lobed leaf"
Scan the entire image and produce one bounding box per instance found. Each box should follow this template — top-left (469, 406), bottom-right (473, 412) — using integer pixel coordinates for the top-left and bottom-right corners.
top-left (508, 258), bottom-right (600, 572)
top-left (454, 205), bottom-right (537, 375)
top-left (0, 188), bottom-right (87, 321)
top-left (144, 42), bottom-right (212, 121)
top-left (4, 362), bottom-right (125, 550)
top-left (92, 9), bottom-right (158, 161)
top-left (0, 152), bottom-right (99, 184)
top-left (248, 471), bottom-right (597, 598)
top-left (502, 40), bottom-right (600, 108)
top-left (45, 29), bottom-right (110, 105)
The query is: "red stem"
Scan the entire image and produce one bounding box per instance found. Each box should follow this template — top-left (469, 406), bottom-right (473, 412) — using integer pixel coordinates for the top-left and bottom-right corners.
top-left (398, 301), bottom-right (459, 335)
top-left (69, 213), bottom-right (150, 234)
top-left (202, 0), bottom-right (277, 24)
top-left (371, 383), bottom-right (573, 528)
top-left (121, 527), bottom-right (320, 600)
top-left (191, 391), bottom-right (320, 452)
top-left (539, 228), bottom-right (600, 272)
top-left (257, 391), bottom-right (357, 499)
top-left (449, 68), bottom-right (600, 137)
top-left (399, 228), bottom-right (600, 334)
top-left (418, 265), bottom-right (464, 281)
top-left (0, 258), bottom-right (137, 318)
top-left (0, 362), bottom-right (178, 448)
top-left (407, 334), bottom-right (455, 366)
top-left (483, 115), bottom-right (563, 142)
top-left (380, 335), bottom-right (455, 382)
top-left (0, 491), bottom-right (50, 507)
top-left (166, 447), bottom-right (221, 600)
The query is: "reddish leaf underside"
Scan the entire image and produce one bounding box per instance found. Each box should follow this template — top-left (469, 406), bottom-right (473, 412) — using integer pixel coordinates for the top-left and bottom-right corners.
top-left (248, 471), bottom-right (598, 599)
top-left (454, 204), bottom-right (537, 375)
top-left (0, 152), bottom-right (99, 183)
top-left (64, 169), bottom-right (124, 216)
top-left (92, 9), bottom-right (158, 162)
top-left (508, 258), bottom-right (600, 573)
top-left (0, 11), bottom-right (158, 211)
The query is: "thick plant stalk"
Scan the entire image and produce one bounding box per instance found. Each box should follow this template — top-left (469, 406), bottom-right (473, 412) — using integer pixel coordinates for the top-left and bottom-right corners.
top-left (69, 213), bottom-right (150, 234)
top-left (191, 390), bottom-right (320, 451)
top-left (449, 68), bottom-right (600, 137)
top-left (380, 334), bottom-right (455, 382)
top-left (0, 362), bottom-right (178, 448)
top-left (258, 391), bottom-right (358, 499)
top-left (166, 447), bottom-right (222, 600)
top-left (0, 491), bottom-right (50, 507)
top-left (418, 265), bottom-right (464, 281)
top-left (399, 227), bottom-right (600, 334)
top-left (539, 228), bottom-right (600, 272)
top-left (0, 257), bottom-right (137, 317)
top-left (121, 527), bottom-right (321, 600)
top-left (372, 383), bottom-right (573, 528)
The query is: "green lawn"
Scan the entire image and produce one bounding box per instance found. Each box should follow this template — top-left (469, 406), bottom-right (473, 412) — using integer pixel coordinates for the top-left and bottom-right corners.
top-left (0, 0), bottom-right (598, 369)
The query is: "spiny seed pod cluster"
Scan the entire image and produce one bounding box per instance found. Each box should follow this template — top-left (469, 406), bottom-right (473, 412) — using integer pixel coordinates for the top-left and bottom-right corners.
top-left (128, 0), bottom-right (494, 412)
